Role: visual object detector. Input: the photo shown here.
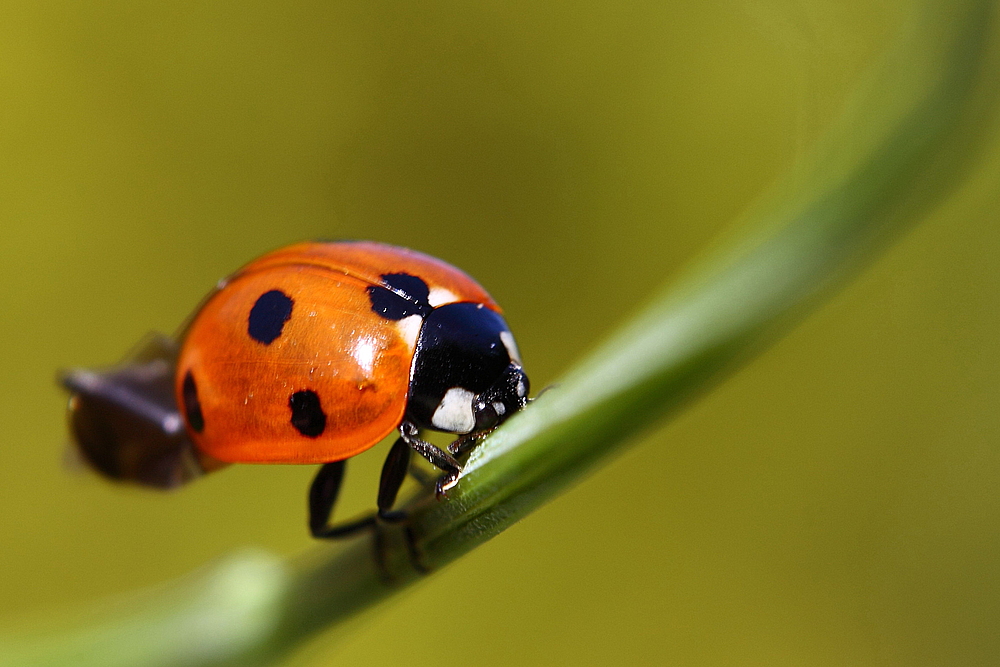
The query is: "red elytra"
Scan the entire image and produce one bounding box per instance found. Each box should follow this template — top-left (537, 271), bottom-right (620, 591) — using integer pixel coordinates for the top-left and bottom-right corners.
top-left (177, 241), bottom-right (501, 464)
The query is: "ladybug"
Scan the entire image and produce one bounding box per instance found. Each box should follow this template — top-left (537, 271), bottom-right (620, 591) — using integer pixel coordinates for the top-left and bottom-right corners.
top-left (60, 241), bottom-right (529, 537)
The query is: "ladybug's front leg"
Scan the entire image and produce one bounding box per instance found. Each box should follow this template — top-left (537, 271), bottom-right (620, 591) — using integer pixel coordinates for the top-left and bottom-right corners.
top-left (447, 429), bottom-right (493, 457)
top-left (308, 461), bottom-right (376, 539)
top-left (399, 422), bottom-right (463, 496)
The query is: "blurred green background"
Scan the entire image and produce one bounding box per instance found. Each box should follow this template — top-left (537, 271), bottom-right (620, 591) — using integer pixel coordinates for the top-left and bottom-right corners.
top-left (1, 0), bottom-right (999, 664)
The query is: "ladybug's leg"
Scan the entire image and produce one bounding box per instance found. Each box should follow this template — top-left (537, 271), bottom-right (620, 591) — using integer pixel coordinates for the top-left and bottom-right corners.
top-left (376, 436), bottom-right (411, 522)
top-left (399, 422), bottom-right (463, 496)
top-left (308, 461), bottom-right (376, 539)
top-left (447, 429), bottom-right (494, 456)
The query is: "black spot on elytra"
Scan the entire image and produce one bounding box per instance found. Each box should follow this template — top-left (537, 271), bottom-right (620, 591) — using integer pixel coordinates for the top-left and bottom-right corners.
top-left (290, 390), bottom-right (326, 437)
top-left (366, 273), bottom-right (432, 320)
top-left (248, 290), bottom-right (294, 344)
top-left (182, 370), bottom-right (205, 433)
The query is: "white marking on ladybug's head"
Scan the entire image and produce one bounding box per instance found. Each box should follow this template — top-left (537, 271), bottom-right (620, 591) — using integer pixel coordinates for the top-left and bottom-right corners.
top-left (492, 401), bottom-right (506, 416)
top-left (395, 314), bottom-right (423, 349)
top-left (428, 287), bottom-right (459, 307)
top-left (431, 387), bottom-right (476, 433)
top-left (499, 331), bottom-right (521, 364)
top-left (516, 378), bottom-right (527, 398)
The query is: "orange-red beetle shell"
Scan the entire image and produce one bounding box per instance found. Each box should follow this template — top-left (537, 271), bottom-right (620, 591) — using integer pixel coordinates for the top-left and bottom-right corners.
top-left (175, 241), bottom-right (500, 464)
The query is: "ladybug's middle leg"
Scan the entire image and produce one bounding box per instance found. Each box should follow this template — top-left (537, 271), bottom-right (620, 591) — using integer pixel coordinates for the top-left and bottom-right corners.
top-left (376, 436), bottom-right (411, 522)
top-left (308, 460), bottom-right (376, 539)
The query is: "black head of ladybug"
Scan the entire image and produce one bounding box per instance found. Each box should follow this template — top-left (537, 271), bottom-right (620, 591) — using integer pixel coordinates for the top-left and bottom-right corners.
top-left (405, 302), bottom-right (528, 435)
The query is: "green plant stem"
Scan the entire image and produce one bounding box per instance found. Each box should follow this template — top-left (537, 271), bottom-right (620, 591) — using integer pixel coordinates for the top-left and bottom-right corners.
top-left (5, 2), bottom-right (998, 665)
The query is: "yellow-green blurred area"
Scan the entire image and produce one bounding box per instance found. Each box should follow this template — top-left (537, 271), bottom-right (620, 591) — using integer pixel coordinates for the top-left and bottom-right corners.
top-left (1, 0), bottom-right (998, 664)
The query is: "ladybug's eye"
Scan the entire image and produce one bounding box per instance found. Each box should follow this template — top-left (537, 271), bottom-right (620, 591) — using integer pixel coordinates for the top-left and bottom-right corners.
top-left (471, 363), bottom-right (529, 431)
